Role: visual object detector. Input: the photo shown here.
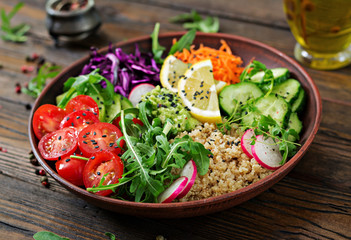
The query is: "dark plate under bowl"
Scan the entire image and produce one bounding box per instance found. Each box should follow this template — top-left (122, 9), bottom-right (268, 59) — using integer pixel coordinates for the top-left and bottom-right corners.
top-left (28, 32), bottom-right (322, 218)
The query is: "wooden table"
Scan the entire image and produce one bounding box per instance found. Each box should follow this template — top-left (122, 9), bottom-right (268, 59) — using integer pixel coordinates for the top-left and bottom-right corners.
top-left (1, 0), bottom-right (350, 239)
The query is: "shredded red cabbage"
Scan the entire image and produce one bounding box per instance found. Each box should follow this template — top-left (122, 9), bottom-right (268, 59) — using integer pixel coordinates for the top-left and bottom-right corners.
top-left (81, 44), bottom-right (160, 97)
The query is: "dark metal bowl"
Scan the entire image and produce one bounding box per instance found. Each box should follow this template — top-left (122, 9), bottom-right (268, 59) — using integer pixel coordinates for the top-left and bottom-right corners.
top-left (28, 32), bottom-right (322, 218)
top-left (46, 0), bottom-right (101, 44)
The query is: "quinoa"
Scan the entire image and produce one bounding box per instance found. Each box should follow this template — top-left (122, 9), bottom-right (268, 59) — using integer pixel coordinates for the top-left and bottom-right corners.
top-left (177, 122), bottom-right (273, 201)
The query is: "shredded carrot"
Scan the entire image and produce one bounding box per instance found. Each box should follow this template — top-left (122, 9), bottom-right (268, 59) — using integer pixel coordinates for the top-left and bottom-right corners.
top-left (173, 39), bottom-right (244, 85)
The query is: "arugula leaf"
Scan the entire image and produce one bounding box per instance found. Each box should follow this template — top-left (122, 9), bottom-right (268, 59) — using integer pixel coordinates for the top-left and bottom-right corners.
top-left (170, 10), bottom-right (220, 33)
top-left (33, 231), bottom-right (70, 240)
top-left (169, 10), bottom-right (202, 23)
top-left (22, 63), bottom-right (61, 98)
top-left (105, 232), bottom-right (116, 240)
top-left (168, 29), bottom-right (196, 55)
top-left (150, 22), bottom-right (166, 64)
top-left (0, 2), bottom-right (30, 42)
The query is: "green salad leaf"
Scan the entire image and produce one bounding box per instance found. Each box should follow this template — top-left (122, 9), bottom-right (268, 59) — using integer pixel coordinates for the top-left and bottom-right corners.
top-left (170, 10), bottom-right (220, 33)
top-left (1, 2), bottom-right (30, 42)
top-left (22, 63), bottom-right (61, 98)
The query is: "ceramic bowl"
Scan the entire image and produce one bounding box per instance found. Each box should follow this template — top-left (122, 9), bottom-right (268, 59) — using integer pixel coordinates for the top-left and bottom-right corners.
top-left (28, 32), bottom-right (322, 218)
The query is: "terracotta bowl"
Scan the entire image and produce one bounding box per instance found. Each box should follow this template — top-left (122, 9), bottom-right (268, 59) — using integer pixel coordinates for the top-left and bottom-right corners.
top-left (28, 32), bottom-right (322, 218)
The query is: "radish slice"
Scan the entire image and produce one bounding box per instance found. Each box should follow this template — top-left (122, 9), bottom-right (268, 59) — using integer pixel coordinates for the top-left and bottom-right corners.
top-left (157, 176), bottom-right (188, 203)
top-left (128, 83), bottom-right (155, 106)
top-left (251, 135), bottom-right (283, 170)
top-left (241, 129), bottom-right (255, 159)
top-left (177, 160), bottom-right (197, 199)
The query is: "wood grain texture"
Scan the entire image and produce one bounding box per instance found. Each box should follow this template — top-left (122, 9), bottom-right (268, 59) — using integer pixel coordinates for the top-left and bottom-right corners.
top-left (0, 0), bottom-right (351, 239)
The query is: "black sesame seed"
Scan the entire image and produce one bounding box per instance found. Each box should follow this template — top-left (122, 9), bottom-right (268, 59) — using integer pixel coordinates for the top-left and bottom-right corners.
top-left (76, 116), bottom-right (80, 119)
top-left (82, 112), bottom-right (86, 116)
top-left (109, 143), bottom-right (114, 147)
top-left (65, 158), bottom-right (70, 162)
top-left (66, 117), bottom-right (70, 121)
top-left (97, 171), bottom-right (101, 175)
top-left (61, 148), bottom-right (66, 151)
top-left (83, 141), bottom-right (88, 144)
top-left (94, 146), bottom-right (99, 149)
top-left (71, 122), bottom-right (74, 126)
top-left (58, 136), bottom-right (62, 140)
top-left (102, 135), bottom-right (107, 138)
top-left (91, 156), bottom-right (95, 160)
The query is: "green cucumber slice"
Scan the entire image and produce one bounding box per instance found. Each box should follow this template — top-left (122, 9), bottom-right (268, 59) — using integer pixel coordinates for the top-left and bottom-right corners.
top-left (219, 82), bottom-right (263, 116)
top-left (291, 88), bottom-right (306, 113)
top-left (287, 112), bottom-right (303, 141)
top-left (272, 78), bottom-right (301, 103)
top-left (241, 94), bottom-right (290, 128)
top-left (249, 68), bottom-right (290, 84)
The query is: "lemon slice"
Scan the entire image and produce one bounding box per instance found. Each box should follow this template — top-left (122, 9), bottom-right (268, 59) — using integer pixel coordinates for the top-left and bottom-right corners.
top-left (160, 55), bottom-right (189, 93)
top-left (215, 80), bottom-right (227, 93)
top-left (178, 59), bottom-right (222, 123)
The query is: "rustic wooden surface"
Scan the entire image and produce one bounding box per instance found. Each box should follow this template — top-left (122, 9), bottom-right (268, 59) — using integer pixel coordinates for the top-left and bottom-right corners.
top-left (1, 0), bottom-right (351, 239)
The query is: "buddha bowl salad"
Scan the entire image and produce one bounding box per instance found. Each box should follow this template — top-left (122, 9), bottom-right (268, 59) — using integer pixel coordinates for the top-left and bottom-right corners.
top-left (32, 24), bottom-right (305, 203)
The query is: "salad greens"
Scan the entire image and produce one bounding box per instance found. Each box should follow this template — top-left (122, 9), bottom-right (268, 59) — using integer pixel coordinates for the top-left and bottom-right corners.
top-left (151, 23), bottom-right (196, 64)
top-left (22, 63), bottom-right (61, 98)
top-left (87, 101), bottom-right (211, 203)
top-left (0, 2), bottom-right (30, 42)
top-left (57, 69), bottom-right (115, 109)
top-left (33, 231), bottom-right (116, 240)
top-left (169, 10), bottom-right (220, 33)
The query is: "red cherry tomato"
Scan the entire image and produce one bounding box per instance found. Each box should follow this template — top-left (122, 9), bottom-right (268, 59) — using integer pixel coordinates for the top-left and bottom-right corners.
top-left (56, 155), bottom-right (87, 186)
top-left (38, 127), bottom-right (78, 160)
top-left (83, 150), bottom-right (124, 196)
top-left (32, 104), bottom-right (66, 140)
top-left (77, 122), bottom-right (124, 157)
top-left (65, 95), bottom-right (99, 117)
top-left (112, 116), bottom-right (144, 128)
top-left (59, 110), bottom-right (99, 134)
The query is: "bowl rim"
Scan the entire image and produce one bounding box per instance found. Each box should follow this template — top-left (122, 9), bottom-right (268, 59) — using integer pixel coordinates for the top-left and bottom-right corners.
top-left (28, 31), bottom-right (322, 211)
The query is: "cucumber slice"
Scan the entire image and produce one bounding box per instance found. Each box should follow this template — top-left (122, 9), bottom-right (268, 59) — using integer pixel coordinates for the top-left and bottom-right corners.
top-left (287, 112), bottom-right (303, 141)
top-left (219, 82), bottom-right (263, 116)
top-left (255, 94), bottom-right (290, 128)
top-left (291, 87), bottom-right (306, 113)
top-left (90, 93), bottom-right (106, 122)
top-left (249, 68), bottom-right (290, 84)
top-left (241, 94), bottom-right (290, 128)
top-left (105, 94), bottom-right (122, 123)
top-left (121, 95), bottom-right (133, 110)
top-left (272, 79), bottom-right (301, 103)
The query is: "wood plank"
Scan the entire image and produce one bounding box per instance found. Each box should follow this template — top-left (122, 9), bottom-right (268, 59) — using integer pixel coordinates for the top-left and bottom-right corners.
top-left (1, 170), bottom-right (350, 239)
top-left (130, 0), bottom-right (289, 29)
top-left (0, 174), bottom-right (206, 240)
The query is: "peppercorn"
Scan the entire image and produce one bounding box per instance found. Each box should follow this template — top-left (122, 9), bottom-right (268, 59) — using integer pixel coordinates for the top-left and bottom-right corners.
top-left (41, 181), bottom-right (50, 188)
top-left (29, 151), bottom-right (39, 166)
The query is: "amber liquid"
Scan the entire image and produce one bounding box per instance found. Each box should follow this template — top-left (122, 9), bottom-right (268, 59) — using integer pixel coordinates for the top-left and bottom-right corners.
top-left (284, 0), bottom-right (351, 54)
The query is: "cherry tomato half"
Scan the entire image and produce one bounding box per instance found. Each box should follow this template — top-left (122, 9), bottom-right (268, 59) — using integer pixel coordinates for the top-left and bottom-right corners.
top-left (38, 127), bottom-right (78, 160)
top-left (65, 95), bottom-right (99, 117)
top-left (56, 155), bottom-right (87, 186)
top-left (78, 122), bottom-right (124, 157)
top-left (59, 110), bottom-right (99, 134)
top-left (83, 150), bottom-right (124, 196)
top-left (32, 104), bottom-right (66, 140)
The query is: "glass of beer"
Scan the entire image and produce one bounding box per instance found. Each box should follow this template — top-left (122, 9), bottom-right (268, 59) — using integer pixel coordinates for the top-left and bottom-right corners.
top-left (283, 0), bottom-right (351, 70)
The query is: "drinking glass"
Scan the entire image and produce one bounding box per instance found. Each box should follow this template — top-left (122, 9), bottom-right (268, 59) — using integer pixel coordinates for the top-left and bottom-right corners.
top-left (283, 0), bottom-right (351, 70)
